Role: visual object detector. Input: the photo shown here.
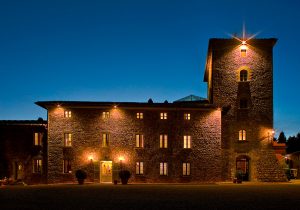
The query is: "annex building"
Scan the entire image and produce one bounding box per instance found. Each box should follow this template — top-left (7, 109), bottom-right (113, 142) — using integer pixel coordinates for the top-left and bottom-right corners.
top-left (0, 38), bottom-right (287, 184)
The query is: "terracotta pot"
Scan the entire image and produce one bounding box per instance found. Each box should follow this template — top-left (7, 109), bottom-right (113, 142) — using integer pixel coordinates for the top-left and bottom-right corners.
top-left (121, 179), bottom-right (128, 185)
top-left (77, 179), bottom-right (85, 185)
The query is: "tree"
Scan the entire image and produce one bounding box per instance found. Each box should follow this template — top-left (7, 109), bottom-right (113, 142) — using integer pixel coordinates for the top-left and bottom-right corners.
top-left (286, 133), bottom-right (300, 154)
top-left (277, 131), bottom-right (287, 143)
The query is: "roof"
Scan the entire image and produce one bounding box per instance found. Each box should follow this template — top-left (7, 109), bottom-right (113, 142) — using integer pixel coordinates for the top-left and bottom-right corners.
top-left (204, 38), bottom-right (278, 82)
top-left (35, 100), bottom-right (214, 110)
top-left (174, 95), bottom-right (207, 102)
top-left (0, 120), bottom-right (47, 126)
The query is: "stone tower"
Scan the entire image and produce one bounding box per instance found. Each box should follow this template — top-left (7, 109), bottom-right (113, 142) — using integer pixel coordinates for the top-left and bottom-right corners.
top-left (204, 38), bottom-right (286, 181)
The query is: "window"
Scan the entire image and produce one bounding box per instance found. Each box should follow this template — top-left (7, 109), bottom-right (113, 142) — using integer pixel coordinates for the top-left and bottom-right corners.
top-left (240, 70), bottom-right (248, 82)
top-left (136, 134), bottom-right (144, 148)
top-left (239, 130), bottom-right (246, 141)
top-left (63, 160), bottom-right (72, 173)
top-left (184, 113), bottom-right (191, 120)
top-left (33, 159), bottom-right (42, 173)
top-left (240, 99), bottom-right (248, 109)
top-left (136, 112), bottom-right (143, 119)
top-left (183, 163), bottom-right (191, 176)
top-left (64, 133), bottom-right (72, 147)
top-left (136, 162), bottom-right (144, 175)
top-left (64, 110), bottom-right (71, 118)
top-left (160, 112), bottom-right (167, 120)
top-left (183, 135), bottom-right (191, 148)
top-left (160, 162), bottom-right (168, 175)
top-left (160, 134), bottom-right (168, 148)
top-left (34, 132), bottom-right (42, 146)
top-left (102, 111), bottom-right (110, 119)
top-left (241, 48), bottom-right (247, 57)
top-left (102, 133), bottom-right (109, 147)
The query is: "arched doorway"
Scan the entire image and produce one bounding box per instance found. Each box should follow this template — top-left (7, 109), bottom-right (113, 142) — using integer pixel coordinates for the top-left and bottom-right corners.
top-left (236, 155), bottom-right (250, 181)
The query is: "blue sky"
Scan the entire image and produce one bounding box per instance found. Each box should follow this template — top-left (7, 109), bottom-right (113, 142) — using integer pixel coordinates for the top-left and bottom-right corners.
top-left (0, 0), bottom-right (299, 137)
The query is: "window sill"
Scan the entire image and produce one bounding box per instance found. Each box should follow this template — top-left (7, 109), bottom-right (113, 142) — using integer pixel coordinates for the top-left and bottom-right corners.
top-left (237, 140), bottom-right (249, 143)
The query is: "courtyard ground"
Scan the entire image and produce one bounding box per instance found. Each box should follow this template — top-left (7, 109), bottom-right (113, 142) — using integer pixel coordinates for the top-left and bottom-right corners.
top-left (1, 182), bottom-right (300, 210)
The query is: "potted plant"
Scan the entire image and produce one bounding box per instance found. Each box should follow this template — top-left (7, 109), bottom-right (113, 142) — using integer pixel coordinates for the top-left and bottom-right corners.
top-left (119, 170), bottom-right (131, 185)
top-left (75, 169), bottom-right (87, 185)
top-left (235, 169), bottom-right (243, 184)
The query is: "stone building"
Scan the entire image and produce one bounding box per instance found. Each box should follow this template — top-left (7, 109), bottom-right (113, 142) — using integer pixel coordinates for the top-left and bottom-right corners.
top-left (1, 37), bottom-right (287, 184)
top-left (0, 120), bottom-right (47, 184)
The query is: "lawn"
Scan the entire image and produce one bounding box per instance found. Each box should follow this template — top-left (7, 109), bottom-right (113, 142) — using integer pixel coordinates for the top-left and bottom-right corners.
top-left (1, 183), bottom-right (300, 209)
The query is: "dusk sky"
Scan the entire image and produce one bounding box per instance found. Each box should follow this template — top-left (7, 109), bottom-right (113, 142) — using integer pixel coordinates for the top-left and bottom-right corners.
top-left (0, 0), bottom-right (299, 137)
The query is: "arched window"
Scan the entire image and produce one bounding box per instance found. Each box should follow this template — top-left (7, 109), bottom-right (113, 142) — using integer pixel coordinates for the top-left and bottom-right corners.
top-left (239, 130), bottom-right (246, 141)
top-left (240, 70), bottom-right (248, 82)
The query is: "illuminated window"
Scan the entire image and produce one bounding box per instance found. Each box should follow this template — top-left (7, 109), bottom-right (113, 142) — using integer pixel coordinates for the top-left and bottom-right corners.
top-left (136, 112), bottom-right (143, 119)
top-left (183, 163), bottom-right (191, 176)
top-left (160, 112), bottom-right (167, 120)
top-left (160, 162), bottom-right (168, 175)
top-left (240, 99), bottom-right (248, 109)
top-left (102, 133), bottom-right (109, 147)
top-left (184, 113), bottom-right (191, 120)
top-left (136, 162), bottom-right (144, 175)
top-left (63, 159), bottom-right (72, 173)
top-left (33, 159), bottom-right (42, 173)
top-left (102, 111), bottom-right (110, 119)
top-left (64, 133), bottom-right (72, 147)
top-left (34, 132), bottom-right (43, 146)
top-left (136, 134), bottom-right (144, 148)
top-left (239, 130), bottom-right (246, 141)
top-left (183, 135), bottom-right (191, 148)
top-left (241, 49), bottom-right (247, 57)
top-left (240, 70), bottom-right (248, 82)
top-left (160, 134), bottom-right (168, 148)
top-left (64, 110), bottom-right (71, 118)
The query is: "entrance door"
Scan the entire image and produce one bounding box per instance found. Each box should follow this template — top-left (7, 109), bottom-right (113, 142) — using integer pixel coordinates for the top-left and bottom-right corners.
top-left (100, 161), bottom-right (112, 183)
top-left (236, 156), bottom-right (250, 181)
top-left (14, 162), bottom-right (24, 180)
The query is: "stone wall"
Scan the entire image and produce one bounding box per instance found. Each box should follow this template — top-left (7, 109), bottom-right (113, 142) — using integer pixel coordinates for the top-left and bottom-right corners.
top-left (208, 39), bottom-right (286, 181)
top-left (47, 105), bottom-right (221, 183)
top-left (0, 121), bottom-right (47, 184)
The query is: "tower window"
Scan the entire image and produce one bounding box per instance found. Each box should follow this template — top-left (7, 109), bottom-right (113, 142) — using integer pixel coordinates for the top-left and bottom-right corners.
top-left (64, 133), bottom-right (72, 147)
top-left (239, 130), bottom-right (246, 141)
top-left (240, 70), bottom-right (248, 82)
top-left (240, 99), bottom-right (248, 109)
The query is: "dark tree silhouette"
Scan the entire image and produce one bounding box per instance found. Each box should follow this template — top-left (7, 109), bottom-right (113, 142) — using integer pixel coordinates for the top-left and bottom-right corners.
top-left (277, 131), bottom-right (287, 143)
top-left (286, 132), bottom-right (300, 154)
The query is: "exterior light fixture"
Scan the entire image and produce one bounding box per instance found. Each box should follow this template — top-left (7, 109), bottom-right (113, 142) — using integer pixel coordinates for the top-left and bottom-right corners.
top-left (88, 155), bottom-right (94, 162)
top-left (114, 105), bottom-right (117, 109)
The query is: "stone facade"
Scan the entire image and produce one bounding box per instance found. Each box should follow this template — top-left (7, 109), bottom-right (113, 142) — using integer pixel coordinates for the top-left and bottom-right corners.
top-left (0, 37), bottom-right (287, 184)
top-left (204, 38), bottom-right (286, 181)
top-left (0, 120), bottom-right (47, 184)
top-left (40, 102), bottom-right (221, 183)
